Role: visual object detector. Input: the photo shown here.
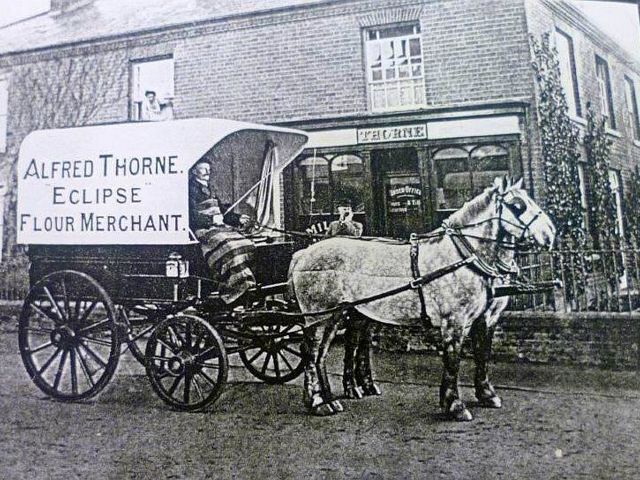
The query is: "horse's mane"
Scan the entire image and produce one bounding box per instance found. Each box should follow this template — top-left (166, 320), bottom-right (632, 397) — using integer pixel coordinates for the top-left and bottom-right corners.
top-left (446, 186), bottom-right (497, 227)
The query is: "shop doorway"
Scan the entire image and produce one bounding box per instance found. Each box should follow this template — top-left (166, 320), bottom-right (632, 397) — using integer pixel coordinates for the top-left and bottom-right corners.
top-left (371, 148), bottom-right (424, 238)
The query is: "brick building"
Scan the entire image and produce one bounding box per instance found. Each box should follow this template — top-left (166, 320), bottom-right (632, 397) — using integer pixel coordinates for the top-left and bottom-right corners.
top-left (0, 0), bottom-right (639, 247)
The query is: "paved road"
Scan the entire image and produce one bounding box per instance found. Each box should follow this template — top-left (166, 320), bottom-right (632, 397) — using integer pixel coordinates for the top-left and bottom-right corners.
top-left (1, 326), bottom-right (640, 479)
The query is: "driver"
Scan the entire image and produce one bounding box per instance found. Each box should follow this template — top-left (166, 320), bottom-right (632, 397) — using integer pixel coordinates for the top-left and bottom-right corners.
top-left (189, 161), bottom-right (257, 306)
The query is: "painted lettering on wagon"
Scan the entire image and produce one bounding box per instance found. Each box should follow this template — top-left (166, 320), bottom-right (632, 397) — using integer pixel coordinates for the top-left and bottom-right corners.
top-left (19, 152), bottom-right (185, 235)
top-left (357, 124), bottom-right (427, 144)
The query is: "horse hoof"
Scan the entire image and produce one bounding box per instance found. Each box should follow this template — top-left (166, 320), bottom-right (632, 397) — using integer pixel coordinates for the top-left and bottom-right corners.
top-left (445, 399), bottom-right (473, 422)
top-left (344, 386), bottom-right (364, 400)
top-left (477, 395), bottom-right (502, 409)
top-left (363, 383), bottom-right (382, 396)
top-left (311, 403), bottom-right (336, 416)
top-left (330, 400), bottom-right (344, 412)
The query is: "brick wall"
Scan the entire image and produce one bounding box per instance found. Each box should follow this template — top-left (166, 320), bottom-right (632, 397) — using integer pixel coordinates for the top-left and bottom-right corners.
top-left (377, 311), bottom-right (640, 370)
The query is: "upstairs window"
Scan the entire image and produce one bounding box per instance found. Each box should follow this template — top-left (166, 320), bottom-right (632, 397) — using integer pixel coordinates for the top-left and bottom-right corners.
top-left (624, 76), bottom-right (640, 141)
top-left (131, 57), bottom-right (174, 121)
top-left (555, 29), bottom-right (581, 118)
top-left (365, 24), bottom-right (425, 112)
top-left (595, 55), bottom-right (616, 129)
top-left (0, 78), bottom-right (7, 152)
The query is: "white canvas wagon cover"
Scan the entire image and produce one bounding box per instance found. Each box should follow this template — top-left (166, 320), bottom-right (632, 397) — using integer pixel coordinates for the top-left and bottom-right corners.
top-left (17, 118), bottom-right (308, 245)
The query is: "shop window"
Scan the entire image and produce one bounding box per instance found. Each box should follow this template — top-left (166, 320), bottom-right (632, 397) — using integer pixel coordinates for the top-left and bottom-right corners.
top-left (595, 56), bottom-right (615, 129)
top-left (331, 154), bottom-right (365, 213)
top-left (365, 23), bottom-right (425, 112)
top-left (295, 155), bottom-right (331, 216)
top-left (555, 29), bottom-right (581, 118)
top-left (433, 144), bottom-right (510, 223)
top-left (624, 76), bottom-right (640, 141)
top-left (130, 57), bottom-right (174, 121)
top-left (293, 152), bottom-right (366, 232)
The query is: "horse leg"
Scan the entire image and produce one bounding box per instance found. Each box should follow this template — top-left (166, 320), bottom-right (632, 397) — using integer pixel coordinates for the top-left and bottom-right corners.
top-left (343, 316), bottom-right (364, 399)
top-left (302, 319), bottom-right (342, 416)
top-left (471, 319), bottom-right (502, 408)
top-left (317, 317), bottom-right (342, 412)
top-left (354, 320), bottom-right (381, 396)
top-left (439, 323), bottom-right (473, 421)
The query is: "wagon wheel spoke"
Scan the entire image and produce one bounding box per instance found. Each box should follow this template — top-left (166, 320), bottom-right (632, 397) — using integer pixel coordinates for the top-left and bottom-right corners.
top-left (245, 348), bottom-right (263, 365)
top-left (27, 341), bottom-right (54, 355)
top-left (25, 327), bottom-right (54, 336)
top-left (78, 300), bottom-right (98, 324)
top-left (194, 359), bottom-right (220, 370)
top-left (69, 348), bottom-right (78, 395)
top-left (78, 342), bottom-right (107, 371)
top-left (38, 347), bottom-right (62, 375)
top-left (74, 346), bottom-right (95, 387)
top-left (156, 338), bottom-right (177, 354)
top-left (197, 369), bottom-right (219, 388)
top-left (53, 349), bottom-right (68, 391)
top-left (192, 375), bottom-right (205, 401)
top-left (166, 326), bottom-right (184, 349)
top-left (43, 286), bottom-right (66, 325)
top-left (30, 303), bottom-right (61, 326)
top-left (81, 336), bottom-right (114, 348)
top-left (183, 373), bottom-right (192, 404)
top-left (272, 351), bottom-right (281, 378)
top-left (60, 278), bottom-right (71, 323)
top-left (277, 351), bottom-right (294, 372)
top-left (74, 299), bottom-right (82, 324)
top-left (166, 375), bottom-right (183, 397)
top-left (185, 322), bottom-right (193, 349)
top-left (260, 352), bottom-right (272, 375)
top-left (280, 344), bottom-right (303, 358)
top-left (77, 317), bottom-right (111, 335)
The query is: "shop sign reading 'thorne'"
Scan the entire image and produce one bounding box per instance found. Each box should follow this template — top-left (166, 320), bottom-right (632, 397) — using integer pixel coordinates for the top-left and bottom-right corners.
top-left (357, 124), bottom-right (426, 144)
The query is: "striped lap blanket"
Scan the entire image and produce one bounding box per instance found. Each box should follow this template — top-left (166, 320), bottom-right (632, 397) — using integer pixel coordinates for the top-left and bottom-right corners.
top-left (197, 228), bottom-right (257, 304)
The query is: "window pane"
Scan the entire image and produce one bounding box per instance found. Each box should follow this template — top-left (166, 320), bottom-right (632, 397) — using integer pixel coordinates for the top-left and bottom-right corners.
top-left (331, 154), bottom-right (366, 213)
top-left (131, 57), bottom-right (174, 121)
top-left (470, 145), bottom-right (509, 195)
top-left (400, 85), bottom-right (412, 105)
top-left (372, 69), bottom-right (383, 81)
top-left (434, 148), bottom-right (470, 210)
top-left (296, 156), bottom-right (331, 215)
top-left (398, 65), bottom-right (410, 79)
top-left (385, 68), bottom-right (396, 80)
top-left (409, 38), bottom-right (421, 57)
top-left (387, 88), bottom-right (399, 107)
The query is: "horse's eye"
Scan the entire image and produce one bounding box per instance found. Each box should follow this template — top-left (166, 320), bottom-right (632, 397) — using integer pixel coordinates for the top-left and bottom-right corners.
top-left (506, 198), bottom-right (527, 217)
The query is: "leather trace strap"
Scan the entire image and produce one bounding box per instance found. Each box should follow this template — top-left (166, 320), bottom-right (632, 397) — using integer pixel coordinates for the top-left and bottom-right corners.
top-left (409, 233), bottom-right (429, 325)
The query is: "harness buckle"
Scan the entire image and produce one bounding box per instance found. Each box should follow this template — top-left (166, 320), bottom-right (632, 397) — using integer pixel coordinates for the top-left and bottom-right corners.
top-left (409, 232), bottom-right (419, 245)
top-left (410, 278), bottom-right (423, 289)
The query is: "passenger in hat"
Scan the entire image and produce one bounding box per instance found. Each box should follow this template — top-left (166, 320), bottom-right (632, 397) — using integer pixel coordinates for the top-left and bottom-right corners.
top-left (325, 199), bottom-right (363, 238)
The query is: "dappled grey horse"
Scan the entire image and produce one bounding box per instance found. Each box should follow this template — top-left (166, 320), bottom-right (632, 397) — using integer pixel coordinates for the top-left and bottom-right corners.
top-left (288, 177), bottom-right (556, 420)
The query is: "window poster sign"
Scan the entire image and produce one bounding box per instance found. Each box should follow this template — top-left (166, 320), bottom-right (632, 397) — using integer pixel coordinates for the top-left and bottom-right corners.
top-left (386, 179), bottom-right (422, 214)
top-left (16, 119), bottom-right (257, 245)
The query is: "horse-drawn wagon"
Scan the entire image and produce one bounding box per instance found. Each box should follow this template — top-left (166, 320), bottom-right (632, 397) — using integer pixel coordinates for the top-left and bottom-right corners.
top-left (16, 118), bottom-right (560, 421)
top-left (17, 118), bottom-right (310, 411)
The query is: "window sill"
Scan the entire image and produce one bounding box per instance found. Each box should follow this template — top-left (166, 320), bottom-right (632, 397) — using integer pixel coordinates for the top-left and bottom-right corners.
top-left (569, 115), bottom-right (587, 127)
top-left (370, 104), bottom-right (426, 114)
top-left (605, 128), bottom-right (622, 138)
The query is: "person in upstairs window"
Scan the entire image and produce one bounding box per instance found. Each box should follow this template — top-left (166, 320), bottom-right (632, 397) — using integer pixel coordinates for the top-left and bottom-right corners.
top-left (189, 161), bottom-right (256, 306)
top-left (140, 90), bottom-right (163, 121)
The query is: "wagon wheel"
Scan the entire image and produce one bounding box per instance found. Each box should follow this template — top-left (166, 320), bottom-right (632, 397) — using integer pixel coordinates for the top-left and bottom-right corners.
top-left (18, 270), bottom-right (121, 401)
top-left (145, 314), bottom-right (228, 411)
top-left (239, 299), bottom-right (305, 384)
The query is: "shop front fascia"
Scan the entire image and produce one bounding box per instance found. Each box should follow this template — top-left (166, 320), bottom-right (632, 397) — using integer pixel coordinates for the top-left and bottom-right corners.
top-left (285, 106), bottom-right (527, 238)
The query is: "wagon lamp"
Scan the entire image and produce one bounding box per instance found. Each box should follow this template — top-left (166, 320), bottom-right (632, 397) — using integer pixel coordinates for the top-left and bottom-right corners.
top-left (165, 252), bottom-right (189, 278)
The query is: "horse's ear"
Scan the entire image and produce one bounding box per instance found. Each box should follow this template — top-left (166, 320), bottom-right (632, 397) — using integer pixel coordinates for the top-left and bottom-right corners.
top-left (513, 177), bottom-right (524, 190)
top-left (493, 176), bottom-right (504, 191)
top-left (501, 175), bottom-right (509, 191)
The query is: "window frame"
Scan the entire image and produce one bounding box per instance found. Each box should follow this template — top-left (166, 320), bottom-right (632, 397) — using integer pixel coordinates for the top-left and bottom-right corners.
top-left (129, 55), bottom-right (175, 122)
top-left (555, 28), bottom-right (582, 118)
top-left (624, 75), bottom-right (640, 141)
top-left (595, 55), bottom-right (616, 129)
top-left (364, 23), bottom-right (426, 113)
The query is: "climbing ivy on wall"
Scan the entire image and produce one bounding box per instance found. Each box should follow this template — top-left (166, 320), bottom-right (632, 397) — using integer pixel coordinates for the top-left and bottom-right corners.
top-left (583, 104), bottom-right (618, 250)
top-left (530, 33), bottom-right (586, 248)
top-left (624, 167), bottom-right (640, 248)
